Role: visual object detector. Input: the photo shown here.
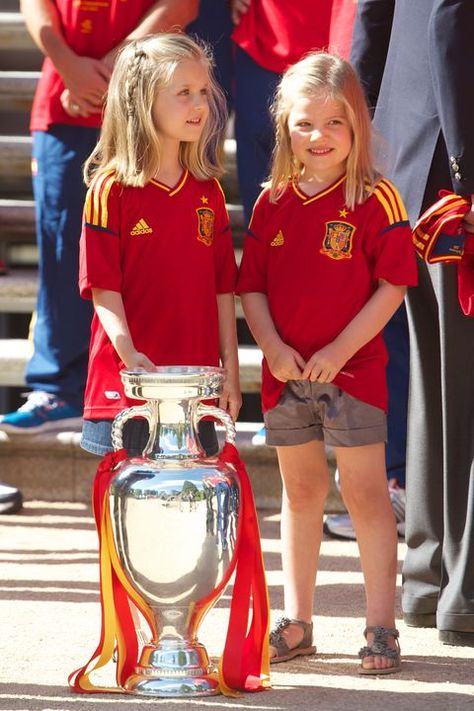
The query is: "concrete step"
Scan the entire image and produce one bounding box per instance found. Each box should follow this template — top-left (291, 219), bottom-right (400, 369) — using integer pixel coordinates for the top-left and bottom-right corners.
top-left (0, 422), bottom-right (342, 511)
top-left (0, 12), bottom-right (37, 52)
top-left (0, 267), bottom-right (37, 312)
top-left (0, 70), bottom-right (38, 112)
top-left (0, 337), bottom-right (33, 386)
top-left (0, 338), bottom-right (260, 390)
top-left (0, 266), bottom-right (244, 315)
top-left (0, 198), bottom-right (35, 238)
top-left (0, 136), bottom-right (32, 197)
top-left (0, 134), bottom-right (240, 200)
top-left (0, 197), bottom-right (244, 264)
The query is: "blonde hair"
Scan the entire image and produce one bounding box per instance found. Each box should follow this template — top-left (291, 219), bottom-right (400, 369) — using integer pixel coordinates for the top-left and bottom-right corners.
top-left (84, 33), bottom-right (227, 187)
top-left (268, 52), bottom-right (379, 209)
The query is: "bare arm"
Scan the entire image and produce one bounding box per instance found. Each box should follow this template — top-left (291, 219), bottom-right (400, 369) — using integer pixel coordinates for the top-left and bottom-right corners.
top-left (92, 289), bottom-right (155, 371)
top-left (102, 0), bottom-right (199, 69)
top-left (240, 292), bottom-right (306, 382)
top-left (302, 281), bottom-right (407, 382)
top-left (20, 0), bottom-right (110, 116)
top-left (217, 293), bottom-right (242, 421)
top-left (229, 0), bottom-right (251, 25)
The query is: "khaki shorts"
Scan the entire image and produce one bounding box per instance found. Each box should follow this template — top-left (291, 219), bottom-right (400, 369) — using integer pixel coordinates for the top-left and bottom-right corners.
top-left (264, 380), bottom-right (387, 447)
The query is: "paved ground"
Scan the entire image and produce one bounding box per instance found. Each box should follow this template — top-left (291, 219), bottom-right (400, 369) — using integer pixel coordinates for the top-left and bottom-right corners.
top-left (1, 501), bottom-right (473, 711)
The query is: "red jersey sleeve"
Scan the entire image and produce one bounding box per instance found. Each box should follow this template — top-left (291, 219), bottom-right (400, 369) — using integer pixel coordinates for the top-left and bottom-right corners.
top-left (236, 189), bottom-right (270, 294)
top-left (212, 179), bottom-right (238, 293)
top-left (79, 172), bottom-right (122, 300)
top-left (365, 179), bottom-right (418, 286)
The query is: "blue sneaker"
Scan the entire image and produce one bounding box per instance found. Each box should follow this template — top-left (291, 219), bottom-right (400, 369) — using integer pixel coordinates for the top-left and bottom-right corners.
top-left (0, 391), bottom-right (82, 434)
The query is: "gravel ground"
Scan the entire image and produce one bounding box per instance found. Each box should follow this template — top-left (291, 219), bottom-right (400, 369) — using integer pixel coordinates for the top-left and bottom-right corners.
top-left (0, 502), bottom-right (473, 711)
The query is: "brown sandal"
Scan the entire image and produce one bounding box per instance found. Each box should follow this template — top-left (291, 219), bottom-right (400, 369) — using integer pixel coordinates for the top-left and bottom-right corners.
top-left (269, 616), bottom-right (316, 664)
top-left (358, 626), bottom-right (401, 675)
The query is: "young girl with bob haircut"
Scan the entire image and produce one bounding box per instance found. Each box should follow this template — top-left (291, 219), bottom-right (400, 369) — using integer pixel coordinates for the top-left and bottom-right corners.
top-left (238, 52), bottom-right (417, 674)
top-left (79, 33), bottom-right (241, 457)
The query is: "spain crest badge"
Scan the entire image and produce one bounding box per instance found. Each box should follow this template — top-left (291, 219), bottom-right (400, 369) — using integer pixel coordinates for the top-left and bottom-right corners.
top-left (320, 221), bottom-right (356, 260)
top-left (196, 207), bottom-right (215, 246)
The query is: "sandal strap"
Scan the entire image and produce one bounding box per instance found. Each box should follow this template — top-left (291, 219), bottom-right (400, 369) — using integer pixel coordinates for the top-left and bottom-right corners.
top-left (269, 616), bottom-right (313, 660)
top-left (269, 616), bottom-right (313, 649)
top-left (359, 644), bottom-right (400, 660)
top-left (359, 626), bottom-right (401, 661)
top-left (363, 626), bottom-right (399, 639)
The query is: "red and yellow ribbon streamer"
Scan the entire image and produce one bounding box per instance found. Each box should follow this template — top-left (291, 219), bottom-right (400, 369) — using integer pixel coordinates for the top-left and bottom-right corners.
top-left (69, 443), bottom-right (270, 696)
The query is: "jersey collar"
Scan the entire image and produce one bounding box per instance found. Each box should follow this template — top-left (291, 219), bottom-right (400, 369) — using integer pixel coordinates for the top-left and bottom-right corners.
top-left (150, 169), bottom-right (188, 196)
top-left (292, 174), bottom-right (346, 205)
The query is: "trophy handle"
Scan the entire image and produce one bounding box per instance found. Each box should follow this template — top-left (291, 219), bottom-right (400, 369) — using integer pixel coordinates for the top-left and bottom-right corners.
top-left (111, 404), bottom-right (153, 451)
top-left (196, 404), bottom-right (236, 446)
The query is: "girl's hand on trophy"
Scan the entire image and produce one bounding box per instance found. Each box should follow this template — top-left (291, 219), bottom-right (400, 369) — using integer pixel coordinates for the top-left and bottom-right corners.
top-left (219, 378), bottom-right (242, 422)
top-left (124, 351), bottom-right (156, 372)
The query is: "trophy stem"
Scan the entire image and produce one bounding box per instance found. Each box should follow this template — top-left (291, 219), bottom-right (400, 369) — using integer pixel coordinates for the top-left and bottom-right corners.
top-left (145, 399), bottom-right (205, 460)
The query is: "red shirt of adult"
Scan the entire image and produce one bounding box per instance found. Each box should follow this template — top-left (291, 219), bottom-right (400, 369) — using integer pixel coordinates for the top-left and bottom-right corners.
top-left (30, 0), bottom-right (156, 131)
top-left (231, 0), bottom-right (357, 73)
top-left (231, 0), bottom-right (333, 74)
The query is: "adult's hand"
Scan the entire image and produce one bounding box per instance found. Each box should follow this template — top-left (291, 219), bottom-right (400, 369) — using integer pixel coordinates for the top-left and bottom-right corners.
top-left (230, 0), bottom-right (251, 25)
top-left (59, 55), bottom-right (111, 114)
top-left (463, 195), bottom-right (474, 234)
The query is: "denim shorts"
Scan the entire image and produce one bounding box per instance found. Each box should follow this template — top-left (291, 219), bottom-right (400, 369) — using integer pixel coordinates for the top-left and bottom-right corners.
top-left (264, 380), bottom-right (387, 447)
top-left (81, 418), bottom-right (218, 457)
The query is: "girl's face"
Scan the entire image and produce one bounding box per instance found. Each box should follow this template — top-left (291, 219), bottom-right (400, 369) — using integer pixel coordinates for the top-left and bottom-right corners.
top-left (152, 58), bottom-right (210, 148)
top-left (287, 93), bottom-right (353, 185)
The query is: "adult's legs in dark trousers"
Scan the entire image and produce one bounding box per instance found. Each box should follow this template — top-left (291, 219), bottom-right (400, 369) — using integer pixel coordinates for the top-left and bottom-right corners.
top-left (403, 167), bottom-right (474, 636)
top-left (383, 303), bottom-right (409, 487)
top-left (26, 126), bottom-right (98, 410)
top-left (234, 47), bottom-right (280, 224)
top-left (187, 0), bottom-right (234, 111)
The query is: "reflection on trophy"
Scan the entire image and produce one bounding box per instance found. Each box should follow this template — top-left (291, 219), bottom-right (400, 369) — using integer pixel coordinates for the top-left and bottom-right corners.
top-left (108, 367), bottom-right (240, 697)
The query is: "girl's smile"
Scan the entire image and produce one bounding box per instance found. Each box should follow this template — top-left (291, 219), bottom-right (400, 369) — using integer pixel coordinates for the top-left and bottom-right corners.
top-left (287, 94), bottom-right (353, 189)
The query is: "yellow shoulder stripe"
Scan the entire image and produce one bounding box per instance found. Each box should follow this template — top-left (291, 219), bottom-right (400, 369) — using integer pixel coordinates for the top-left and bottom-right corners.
top-left (84, 170), bottom-right (115, 228)
top-left (373, 179), bottom-right (408, 224)
top-left (213, 177), bottom-right (227, 202)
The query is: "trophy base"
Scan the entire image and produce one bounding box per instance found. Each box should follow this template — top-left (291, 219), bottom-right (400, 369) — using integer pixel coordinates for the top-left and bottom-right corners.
top-left (123, 641), bottom-right (220, 697)
top-left (124, 674), bottom-right (220, 697)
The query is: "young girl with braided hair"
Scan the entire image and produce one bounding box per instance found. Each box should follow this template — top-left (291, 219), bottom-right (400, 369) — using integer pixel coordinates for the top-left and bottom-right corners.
top-left (238, 51), bottom-right (418, 673)
top-left (79, 33), bottom-right (241, 456)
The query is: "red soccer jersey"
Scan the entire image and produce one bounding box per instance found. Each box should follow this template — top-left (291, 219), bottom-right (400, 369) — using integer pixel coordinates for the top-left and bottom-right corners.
top-left (328, 0), bottom-right (358, 60)
top-left (30, 0), bottom-right (156, 131)
top-left (237, 175), bottom-right (418, 412)
top-left (79, 170), bottom-right (237, 419)
top-left (231, 0), bottom-right (332, 74)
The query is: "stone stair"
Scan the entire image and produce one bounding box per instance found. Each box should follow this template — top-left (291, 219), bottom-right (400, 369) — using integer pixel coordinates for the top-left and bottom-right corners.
top-left (0, 7), bottom-right (342, 512)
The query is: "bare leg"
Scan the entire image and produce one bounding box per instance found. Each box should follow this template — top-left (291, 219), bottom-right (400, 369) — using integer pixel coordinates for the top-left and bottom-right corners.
top-left (335, 443), bottom-right (399, 671)
top-left (270, 440), bottom-right (330, 655)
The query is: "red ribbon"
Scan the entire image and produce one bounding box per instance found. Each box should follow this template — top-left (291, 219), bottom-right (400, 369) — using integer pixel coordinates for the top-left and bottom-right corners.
top-left (69, 444), bottom-right (270, 695)
top-left (218, 442), bottom-right (270, 692)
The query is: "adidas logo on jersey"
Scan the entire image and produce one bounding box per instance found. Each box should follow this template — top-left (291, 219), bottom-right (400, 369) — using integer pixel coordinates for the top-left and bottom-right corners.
top-left (130, 219), bottom-right (153, 235)
top-left (270, 230), bottom-right (284, 246)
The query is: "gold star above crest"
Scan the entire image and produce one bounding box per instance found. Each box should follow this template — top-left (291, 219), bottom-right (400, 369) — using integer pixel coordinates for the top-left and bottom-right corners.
top-left (200, 195), bottom-right (209, 204)
top-left (339, 207), bottom-right (349, 218)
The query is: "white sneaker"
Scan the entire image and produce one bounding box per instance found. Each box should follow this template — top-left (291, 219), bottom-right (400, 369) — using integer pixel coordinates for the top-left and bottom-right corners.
top-left (389, 485), bottom-right (406, 538)
top-left (389, 485), bottom-right (406, 523)
top-left (0, 482), bottom-right (23, 514)
top-left (323, 513), bottom-right (356, 541)
top-left (251, 425), bottom-right (266, 446)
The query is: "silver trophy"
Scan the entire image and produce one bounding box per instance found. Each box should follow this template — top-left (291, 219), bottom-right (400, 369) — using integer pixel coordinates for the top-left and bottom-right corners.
top-left (109, 367), bottom-right (240, 697)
